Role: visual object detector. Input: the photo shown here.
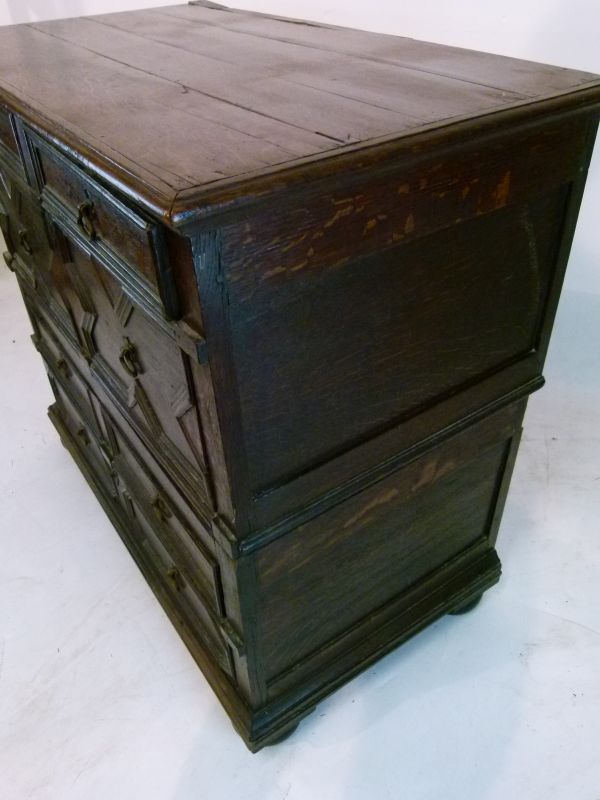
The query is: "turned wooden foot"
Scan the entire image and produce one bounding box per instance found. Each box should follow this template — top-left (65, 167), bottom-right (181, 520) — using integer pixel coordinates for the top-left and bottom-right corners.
top-left (266, 722), bottom-right (300, 746)
top-left (449, 592), bottom-right (484, 615)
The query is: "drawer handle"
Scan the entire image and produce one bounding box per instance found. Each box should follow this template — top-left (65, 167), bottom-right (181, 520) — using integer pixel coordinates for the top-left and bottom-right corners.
top-left (76, 426), bottom-right (90, 446)
top-left (151, 493), bottom-right (172, 523)
top-left (18, 228), bottom-right (33, 255)
top-left (77, 200), bottom-right (96, 239)
top-left (119, 338), bottom-right (141, 377)
top-left (57, 358), bottom-right (71, 379)
top-left (99, 444), bottom-right (113, 467)
top-left (2, 250), bottom-right (14, 271)
top-left (166, 566), bottom-right (185, 593)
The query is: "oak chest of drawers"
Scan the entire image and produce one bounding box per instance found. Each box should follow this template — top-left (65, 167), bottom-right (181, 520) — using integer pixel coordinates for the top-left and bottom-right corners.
top-left (1, 2), bottom-right (599, 751)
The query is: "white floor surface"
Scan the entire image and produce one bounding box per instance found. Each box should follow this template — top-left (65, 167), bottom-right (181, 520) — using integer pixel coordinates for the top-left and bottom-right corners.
top-left (1, 246), bottom-right (599, 800)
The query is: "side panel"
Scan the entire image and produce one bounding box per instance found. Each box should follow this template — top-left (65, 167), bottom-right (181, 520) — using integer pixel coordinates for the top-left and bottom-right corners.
top-left (254, 401), bottom-right (525, 687)
top-left (209, 110), bottom-right (596, 532)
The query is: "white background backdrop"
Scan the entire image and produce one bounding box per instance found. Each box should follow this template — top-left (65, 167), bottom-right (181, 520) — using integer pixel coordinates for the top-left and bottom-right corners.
top-left (0, 0), bottom-right (599, 293)
top-left (1, 3), bottom-right (599, 800)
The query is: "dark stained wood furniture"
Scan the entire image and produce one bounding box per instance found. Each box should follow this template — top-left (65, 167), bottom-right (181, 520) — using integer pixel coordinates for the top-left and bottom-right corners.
top-left (1, 1), bottom-right (598, 751)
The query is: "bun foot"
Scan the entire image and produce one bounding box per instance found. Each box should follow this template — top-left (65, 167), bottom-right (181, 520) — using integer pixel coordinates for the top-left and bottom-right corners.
top-left (266, 722), bottom-right (300, 746)
top-left (449, 592), bottom-right (484, 615)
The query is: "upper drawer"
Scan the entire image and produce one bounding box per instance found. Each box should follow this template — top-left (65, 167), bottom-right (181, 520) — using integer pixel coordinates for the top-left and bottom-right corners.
top-left (0, 107), bottom-right (26, 184)
top-left (0, 106), bottom-right (19, 157)
top-left (24, 128), bottom-right (179, 319)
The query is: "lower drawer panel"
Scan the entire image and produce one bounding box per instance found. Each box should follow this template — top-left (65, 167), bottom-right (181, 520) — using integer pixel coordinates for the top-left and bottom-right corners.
top-left (25, 288), bottom-right (214, 531)
top-left (51, 382), bottom-right (116, 499)
top-left (33, 307), bottom-right (235, 679)
top-left (256, 400), bottom-right (525, 683)
top-left (36, 315), bottom-right (104, 438)
top-left (109, 421), bottom-right (225, 620)
top-left (46, 400), bottom-right (237, 688)
top-left (116, 485), bottom-right (234, 679)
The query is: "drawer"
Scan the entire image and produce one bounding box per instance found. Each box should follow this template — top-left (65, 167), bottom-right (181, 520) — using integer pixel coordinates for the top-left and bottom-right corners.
top-left (113, 453), bottom-right (234, 678)
top-left (0, 173), bottom-right (53, 288)
top-left (38, 316), bottom-right (223, 631)
top-left (24, 128), bottom-right (179, 319)
top-left (24, 225), bottom-right (212, 511)
top-left (47, 360), bottom-right (233, 685)
top-left (0, 106), bottom-right (20, 158)
top-left (33, 313), bottom-right (104, 440)
top-left (110, 420), bottom-right (224, 618)
top-left (26, 289), bottom-right (214, 528)
top-left (51, 379), bottom-right (116, 499)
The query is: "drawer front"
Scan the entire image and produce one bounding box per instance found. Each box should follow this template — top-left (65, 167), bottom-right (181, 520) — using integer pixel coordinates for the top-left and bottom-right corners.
top-left (0, 169), bottom-right (53, 288)
top-left (43, 347), bottom-right (234, 680)
top-left (114, 466), bottom-right (234, 678)
top-left (0, 106), bottom-right (19, 158)
top-left (50, 377), bottom-right (116, 498)
top-left (25, 128), bottom-right (178, 319)
top-left (30, 300), bottom-right (219, 577)
top-left (28, 224), bottom-right (212, 510)
top-left (24, 284), bottom-right (213, 531)
top-left (34, 313), bottom-right (104, 439)
top-left (110, 420), bottom-right (224, 619)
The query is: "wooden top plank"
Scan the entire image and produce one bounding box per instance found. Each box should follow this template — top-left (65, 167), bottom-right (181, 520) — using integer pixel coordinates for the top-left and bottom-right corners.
top-left (163, 3), bottom-right (597, 98)
top-left (91, 12), bottom-right (527, 121)
top-left (0, 25), bottom-right (307, 186)
top-left (0, 2), bottom-right (598, 225)
top-left (30, 17), bottom-right (423, 143)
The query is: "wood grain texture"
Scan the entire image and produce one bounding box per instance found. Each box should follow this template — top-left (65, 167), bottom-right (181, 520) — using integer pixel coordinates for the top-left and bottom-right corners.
top-left (231, 188), bottom-right (564, 492)
top-left (0, 106), bottom-right (19, 156)
top-left (1, 4), bottom-right (599, 752)
top-left (0, 4), bottom-right (598, 221)
top-left (256, 402), bottom-right (524, 679)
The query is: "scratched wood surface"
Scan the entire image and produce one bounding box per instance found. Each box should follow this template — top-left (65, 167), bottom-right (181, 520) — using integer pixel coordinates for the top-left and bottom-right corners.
top-left (256, 402), bottom-right (522, 680)
top-left (0, 1), bottom-right (598, 220)
top-left (2, 3), bottom-right (600, 751)
top-left (229, 184), bottom-right (568, 494)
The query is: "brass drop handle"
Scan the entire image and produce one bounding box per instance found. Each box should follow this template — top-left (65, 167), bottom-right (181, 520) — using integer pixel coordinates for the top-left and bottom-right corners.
top-left (99, 444), bottom-right (113, 467)
top-left (57, 358), bottom-right (71, 379)
top-left (18, 228), bottom-right (33, 255)
top-left (151, 493), bottom-right (172, 523)
top-left (119, 338), bottom-right (141, 377)
top-left (3, 250), bottom-right (14, 271)
top-left (76, 426), bottom-right (90, 446)
top-left (77, 199), bottom-right (96, 239)
top-left (166, 566), bottom-right (185, 592)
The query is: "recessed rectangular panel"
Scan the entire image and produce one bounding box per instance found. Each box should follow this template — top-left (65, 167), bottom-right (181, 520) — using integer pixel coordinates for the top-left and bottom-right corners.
top-left (232, 187), bottom-right (567, 492)
top-left (256, 403), bottom-right (523, 680)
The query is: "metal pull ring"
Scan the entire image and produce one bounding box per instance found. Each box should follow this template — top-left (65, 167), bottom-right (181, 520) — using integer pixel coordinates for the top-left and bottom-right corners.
top-left (119, 338), bottom-right (141, 378)
top-left (166, 566), bottom-right (185, 593)
top-left (18, 228), bottom-right (33, 255)
top-left (151, 494), bottom-right (172, 524)
top-left (77, 199), bottom-right (96, 239)
top-left (76, 426), bottom-right (90, 446)
top-left (3, 251), bottom-right (14, 271)
top-left (56, 358), bottom-right (71, 379)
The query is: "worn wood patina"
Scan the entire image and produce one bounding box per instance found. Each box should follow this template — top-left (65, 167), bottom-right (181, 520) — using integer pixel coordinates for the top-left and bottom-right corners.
top-left (1, 1), bottom-right (598, 751)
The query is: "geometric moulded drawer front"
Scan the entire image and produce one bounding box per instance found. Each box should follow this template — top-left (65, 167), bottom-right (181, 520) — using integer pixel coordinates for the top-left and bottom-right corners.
top-left (26, 128), bottom-right (178, 317)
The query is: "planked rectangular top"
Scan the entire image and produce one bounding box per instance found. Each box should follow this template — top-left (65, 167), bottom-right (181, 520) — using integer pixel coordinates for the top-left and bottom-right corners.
top-left (1, 1), bottom-right (599, 225)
